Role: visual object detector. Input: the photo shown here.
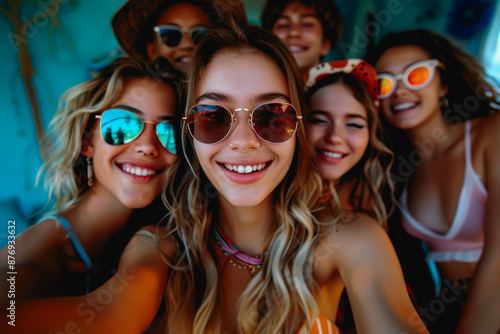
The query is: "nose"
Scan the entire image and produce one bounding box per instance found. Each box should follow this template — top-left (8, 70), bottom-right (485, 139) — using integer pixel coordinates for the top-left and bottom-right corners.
top-left (133, 123), bottom-right (160, 157)
top-left (326, 122), bottom-right (343, 144)
top-left (179, 30), bottom-right (194, 49)
top-left (227, 111), bottom-right (260, 152)
top-left (393, 78), bottom-right (409, 96)
top-left (288, 21), bottom-right (301, 37)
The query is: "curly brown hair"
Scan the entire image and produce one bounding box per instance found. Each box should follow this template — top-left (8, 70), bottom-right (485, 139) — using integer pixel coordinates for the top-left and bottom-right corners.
top-left (366, 29), bottom-right (499, 121)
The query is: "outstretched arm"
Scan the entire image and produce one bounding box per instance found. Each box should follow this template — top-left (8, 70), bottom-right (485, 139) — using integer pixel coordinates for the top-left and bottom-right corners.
top-left (2, 227), bottom-right (172, 334)
top-left (456, 115), bottom-right (500, 333)
top-left (317, 213), bottom-right (429, 334)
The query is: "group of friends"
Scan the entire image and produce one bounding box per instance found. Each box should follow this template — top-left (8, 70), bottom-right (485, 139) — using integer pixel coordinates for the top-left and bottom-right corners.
top-left (1, 0), bottom-right (499, 333)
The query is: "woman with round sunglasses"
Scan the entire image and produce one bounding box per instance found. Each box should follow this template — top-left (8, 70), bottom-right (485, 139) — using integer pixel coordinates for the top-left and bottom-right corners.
top-left (112, 0), bottom-right (247, 73)
top-left (0, 57), bottom-right (181, 311)
top-left (367, 29), bottom-right (500, 333)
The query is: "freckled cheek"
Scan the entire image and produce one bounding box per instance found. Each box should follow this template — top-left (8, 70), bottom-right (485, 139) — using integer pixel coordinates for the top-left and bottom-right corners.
top-left (380, 101), bottom-right (392, 118)
top-left (380, 99), bottom-right (391, 113)
top-left (194, 143), bottom-right (218, 175)
top-left (360, 133), bottom-right (370, 152)
top-left (350, 133), bottom-right (369, 154)
top-left (302, 29), bottom-right (322, 40)
top-left (288, 145), bottom-right (296, 162)
top-left (307, 124), bottom-right (328, 142)
top-left (272, 27), bottom-right (287, 39)
top-left (163, 152), bottom-right (179, 167)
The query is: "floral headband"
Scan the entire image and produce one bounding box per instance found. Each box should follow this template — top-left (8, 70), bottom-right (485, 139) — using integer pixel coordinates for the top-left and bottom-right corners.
top-left (304, 59), bottom-right (380, 111)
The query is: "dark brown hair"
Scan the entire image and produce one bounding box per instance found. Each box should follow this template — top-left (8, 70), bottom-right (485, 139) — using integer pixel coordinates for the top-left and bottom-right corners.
top-left (261, 0), bottom-right (343, 49)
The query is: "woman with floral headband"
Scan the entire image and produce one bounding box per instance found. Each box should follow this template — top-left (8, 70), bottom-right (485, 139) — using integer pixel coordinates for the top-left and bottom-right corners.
top-left (367, 29), bottom-right (500, 333)
top-left (305, 59), bottom-right (394, 226)
top-left (8, 23), bottom-right (427, 334)
top-left (304, 59), bottom-right (401, 330)
top-left (0, 57), bottom-right (181, 309)
top-left (112, 0), bottom-right (247, 73)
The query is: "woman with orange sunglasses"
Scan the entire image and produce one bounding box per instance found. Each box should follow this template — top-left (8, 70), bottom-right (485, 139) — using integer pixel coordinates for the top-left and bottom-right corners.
top-left (368, 29), bottom-right (500, 333)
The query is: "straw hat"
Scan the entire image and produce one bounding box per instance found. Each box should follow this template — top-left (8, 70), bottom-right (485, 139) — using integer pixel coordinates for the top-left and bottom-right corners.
top-left (112, 0), bottom-right (248, 60)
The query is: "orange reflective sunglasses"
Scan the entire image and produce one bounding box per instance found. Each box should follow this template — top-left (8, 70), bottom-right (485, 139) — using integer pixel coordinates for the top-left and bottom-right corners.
top-left (377, 59), bottom-right (445, 99)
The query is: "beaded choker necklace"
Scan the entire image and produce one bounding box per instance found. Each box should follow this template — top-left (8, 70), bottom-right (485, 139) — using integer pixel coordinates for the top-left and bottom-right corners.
top-left (212, 224), bottom-right (267, 277)
top-left (318, 181), bottom-right (338, 203)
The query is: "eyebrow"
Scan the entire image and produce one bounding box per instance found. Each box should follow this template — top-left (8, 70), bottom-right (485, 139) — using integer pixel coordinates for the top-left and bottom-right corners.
top-left (379, 59), bottom-right (431, 74)
top-left (346, 113), bottom-right (368, 121)
top-left (111, 104), bottom-right (175, 121)
top-left (278, 13), bottom-right (319, 20)
top-left (196, 92), bottom-right (229, 104)
top-left (257, 92), bottom-right (291, 103)
top-left (309, 110), bottom-right (368, 121)
top-left (156, 23), bottom-right (180, 28)
top-left (195, 92), bottom-right (291, 104)
top-left (113, 104), bottom-right (143, 115)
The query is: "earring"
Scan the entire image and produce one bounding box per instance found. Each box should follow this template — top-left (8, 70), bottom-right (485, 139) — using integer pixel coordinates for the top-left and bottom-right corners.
top-left (86, 156), bottom-right (94, 187)
top-left (439, 96), bottom-right (449, 109)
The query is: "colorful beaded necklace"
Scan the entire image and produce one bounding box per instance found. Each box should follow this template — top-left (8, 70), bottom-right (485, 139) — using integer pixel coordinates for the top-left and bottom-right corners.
top-left (318, 181), bottom-right (341, 203)
top-left (212, 223), bottom-right (267, 277)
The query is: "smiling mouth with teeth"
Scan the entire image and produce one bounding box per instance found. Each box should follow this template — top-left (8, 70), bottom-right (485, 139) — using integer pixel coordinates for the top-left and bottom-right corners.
top-left (289, 45), bottom-right (307, 52)
top-left (120, 164), bottom-right (160, 176)
top-left (392, 102), bottom-right (418, 113)
top-left (222, 162), bottom-right (270, 174)
top-left (318, 150), bottom-right (345, 159)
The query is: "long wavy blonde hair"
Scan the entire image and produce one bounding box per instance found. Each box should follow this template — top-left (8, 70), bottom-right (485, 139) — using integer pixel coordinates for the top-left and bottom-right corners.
top-left (37, 57), bottom-right (182, 215)
top-left (161, 21), bottom-right (328, 333)
top-left (306, 73), bottom-right (395, 228)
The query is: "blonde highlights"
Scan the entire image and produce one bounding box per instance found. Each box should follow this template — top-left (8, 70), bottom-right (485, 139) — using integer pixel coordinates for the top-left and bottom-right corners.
top-left (162, 21), bottom-right (326, 333)
top-left (37, 57), bottom-right (182, 215)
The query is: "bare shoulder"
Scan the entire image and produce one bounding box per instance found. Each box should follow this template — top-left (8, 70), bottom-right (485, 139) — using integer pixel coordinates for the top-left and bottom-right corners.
top-left (472, 113), bottom-right (500, 176)
top-left (1, 218), bottom-right (66, 264)
top-left (336, 211), bottom-right (389, 248)
top-left (130, 225), bottom-right (176, 260)
top-left (473, 112), bottom-right (500, 142)
top-left (313, 211), bottom-right (390, 280)
top-left (317, 211), bottom-right (387, 249)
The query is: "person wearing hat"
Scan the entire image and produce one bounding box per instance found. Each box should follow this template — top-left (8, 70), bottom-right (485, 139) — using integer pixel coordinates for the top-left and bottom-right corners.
top-left (112, 0), bottom-right (247, 73)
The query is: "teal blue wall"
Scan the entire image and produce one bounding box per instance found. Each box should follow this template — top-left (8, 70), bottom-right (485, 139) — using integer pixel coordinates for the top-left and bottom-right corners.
top-left (0, 0), bottom-right (126, 242)
top-left (0, 0), bottom-right (497, 246)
